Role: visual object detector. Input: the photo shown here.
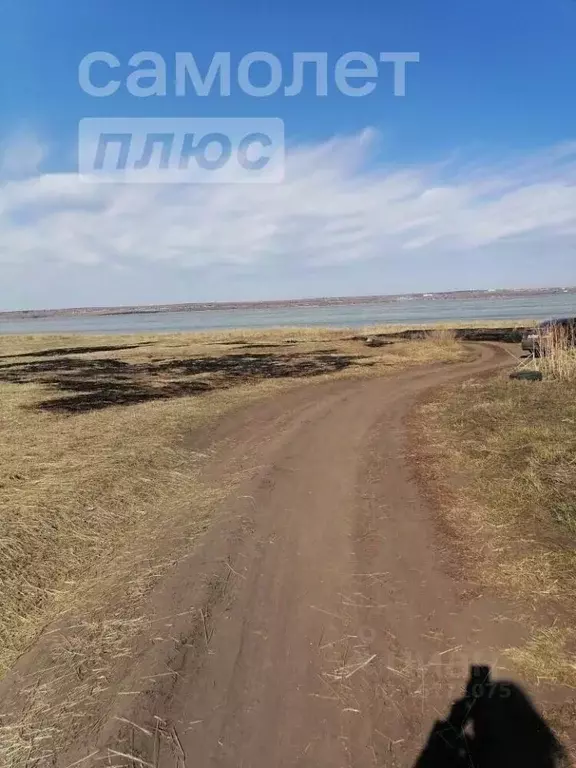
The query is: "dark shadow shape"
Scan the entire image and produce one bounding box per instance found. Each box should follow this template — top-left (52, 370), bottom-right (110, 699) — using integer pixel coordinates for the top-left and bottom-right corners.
top-left (0, 343), bottom-right (152, 360)
top-left (0, 351), bottom-right (367, 414)
top-left (413, 666), bottom-right (567, 768)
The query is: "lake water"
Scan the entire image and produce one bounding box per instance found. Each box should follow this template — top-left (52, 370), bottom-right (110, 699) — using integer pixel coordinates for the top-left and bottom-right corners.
top-left (1, 294), bottom-right (575, 335)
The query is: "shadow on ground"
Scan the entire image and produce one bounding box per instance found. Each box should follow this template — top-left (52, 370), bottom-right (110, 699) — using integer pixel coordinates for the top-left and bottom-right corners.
top-left (0, 351), bottom-right (370, 414)
top-left (414, 666), bottom-right (567, 768)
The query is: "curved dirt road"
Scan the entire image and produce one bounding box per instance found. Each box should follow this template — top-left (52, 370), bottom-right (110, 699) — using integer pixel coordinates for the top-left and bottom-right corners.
top-left (99, 344), bottom-right (525, 767)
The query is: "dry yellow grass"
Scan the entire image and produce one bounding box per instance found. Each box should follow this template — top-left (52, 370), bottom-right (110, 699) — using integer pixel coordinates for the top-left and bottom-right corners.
top-left (425, 327), bottom-right (459, 347)
top-left (536, 325), bottom-right (576, 382)
top-left (0, 326), bottom-right (469, 765)
top-left (416, 372), bottom-right (576, 689)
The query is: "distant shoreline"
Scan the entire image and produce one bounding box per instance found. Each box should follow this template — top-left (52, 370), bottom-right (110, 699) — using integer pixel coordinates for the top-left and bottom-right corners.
top-left (2, 287), bottom-right (575, 320)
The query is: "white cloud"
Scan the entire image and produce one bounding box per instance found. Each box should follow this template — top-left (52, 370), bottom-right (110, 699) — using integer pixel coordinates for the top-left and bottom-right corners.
top-left (0, 133), bottom-right (46, 179)
top-left (0, 130), bottom-right (575, 285)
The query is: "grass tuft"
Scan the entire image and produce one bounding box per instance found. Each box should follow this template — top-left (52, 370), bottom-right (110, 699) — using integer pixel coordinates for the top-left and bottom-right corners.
top-left (536, 325), bottom-right (576, 382)
top-left (426, 328), bottom-right (459, 347)
top-left (505, 627), bottom-right (576, 687)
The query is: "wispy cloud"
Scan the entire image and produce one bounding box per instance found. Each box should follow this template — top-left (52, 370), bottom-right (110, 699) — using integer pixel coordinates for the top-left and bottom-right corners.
top-left (0, 130), bottom-right (575, 286)
top-left (0, 132), bottom-right (46, 180)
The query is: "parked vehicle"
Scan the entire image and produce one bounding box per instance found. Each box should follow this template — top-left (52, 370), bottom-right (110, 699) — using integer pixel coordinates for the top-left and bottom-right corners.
top-left (522, 318), bottom-right (576, 356)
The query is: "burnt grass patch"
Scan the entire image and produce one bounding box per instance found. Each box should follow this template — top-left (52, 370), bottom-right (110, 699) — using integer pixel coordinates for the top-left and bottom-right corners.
top-left (0, 342), bottom-right (153, 360)
top-left (0, 351), bottom-right (369, 414)
top-left (351, 327), bottom-right (526, 344)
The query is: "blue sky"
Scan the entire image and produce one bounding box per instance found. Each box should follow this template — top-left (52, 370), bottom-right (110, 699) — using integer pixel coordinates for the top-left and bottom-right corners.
top-left (1, 0), bottom-right (575, 309)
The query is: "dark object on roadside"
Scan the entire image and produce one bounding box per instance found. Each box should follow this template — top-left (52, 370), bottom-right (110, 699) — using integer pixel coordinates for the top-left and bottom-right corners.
top-left (364, 337), bottom-right (395, 347)
top-left (413, 665), bottom-right (566, 768)
top-left (510, 370), bottom-right (544, 382)
top-left (522, 318), bottom-right (576, 357)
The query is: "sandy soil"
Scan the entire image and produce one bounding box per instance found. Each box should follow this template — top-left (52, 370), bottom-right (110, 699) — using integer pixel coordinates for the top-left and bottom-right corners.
top-left (17, 343), bottom-right (573, 766)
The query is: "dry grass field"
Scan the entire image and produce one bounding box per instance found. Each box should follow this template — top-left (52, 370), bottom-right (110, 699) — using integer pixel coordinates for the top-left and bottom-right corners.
top-left (415, 334), bottom-right (576, 696)
top-left (0, 325), bottom-right (470, 765)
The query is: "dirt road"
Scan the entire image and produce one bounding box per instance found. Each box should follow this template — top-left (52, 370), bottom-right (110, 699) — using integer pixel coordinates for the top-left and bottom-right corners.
top-left (87, 344), bottom-right (537, 766)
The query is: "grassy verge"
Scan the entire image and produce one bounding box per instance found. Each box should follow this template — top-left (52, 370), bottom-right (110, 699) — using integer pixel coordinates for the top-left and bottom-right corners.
top-left (536, 325), bottom-right (576, 382)
top-left (416, 367), bottom-right (576, 690)
top-left (0, 326), bottom-right (467, 765)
